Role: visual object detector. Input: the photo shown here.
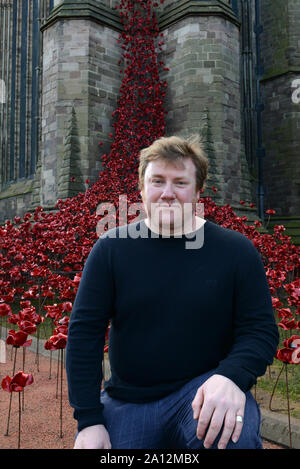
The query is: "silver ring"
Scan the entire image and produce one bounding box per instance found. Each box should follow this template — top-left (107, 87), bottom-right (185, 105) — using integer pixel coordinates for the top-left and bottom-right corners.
top-left (236, 415), bottom-right (243, 423)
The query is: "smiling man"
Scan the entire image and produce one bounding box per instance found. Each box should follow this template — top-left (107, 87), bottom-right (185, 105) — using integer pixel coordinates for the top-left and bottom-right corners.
top-left (142, 157), bottom-right (203, 236)
top-left (66, 135), bottom-right (279, 450)
top-left (140, 136), bottom-right (206, 238)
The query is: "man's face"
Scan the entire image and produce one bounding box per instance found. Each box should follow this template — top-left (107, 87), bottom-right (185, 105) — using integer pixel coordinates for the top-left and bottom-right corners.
top-left (141, 157), bottom-right (200, 235)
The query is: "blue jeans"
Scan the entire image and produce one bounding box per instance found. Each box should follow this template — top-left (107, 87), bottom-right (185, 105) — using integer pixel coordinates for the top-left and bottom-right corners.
top-left (99, 370), bottom-right (263, 449)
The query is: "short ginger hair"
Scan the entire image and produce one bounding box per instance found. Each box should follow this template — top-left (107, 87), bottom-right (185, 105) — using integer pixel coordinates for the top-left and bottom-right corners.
top-left (138, 135), bottom-right (209, 193)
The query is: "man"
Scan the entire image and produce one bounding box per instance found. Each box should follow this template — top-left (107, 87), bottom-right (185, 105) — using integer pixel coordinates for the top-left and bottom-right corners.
top-left (66, 135), bottom-right (279, 449)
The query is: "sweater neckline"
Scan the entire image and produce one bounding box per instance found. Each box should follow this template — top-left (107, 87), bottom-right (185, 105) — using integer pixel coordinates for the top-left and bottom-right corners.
top-left (139, 218), bottom-right (212, 241)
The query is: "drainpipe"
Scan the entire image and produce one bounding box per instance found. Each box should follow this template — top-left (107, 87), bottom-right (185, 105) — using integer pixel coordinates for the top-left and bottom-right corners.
top-left (254, 0), bottom-right (265, 222)
top-left (241, 0), bottom-right (255, 172)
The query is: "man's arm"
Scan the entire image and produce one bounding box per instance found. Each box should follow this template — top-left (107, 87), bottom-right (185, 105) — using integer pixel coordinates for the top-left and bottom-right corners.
top-left (214, 234), bottom-right (279, 389)
top-left (192, 234), bottom-right (279, 449)
top-left (66, 235), bottom-right (114, 435)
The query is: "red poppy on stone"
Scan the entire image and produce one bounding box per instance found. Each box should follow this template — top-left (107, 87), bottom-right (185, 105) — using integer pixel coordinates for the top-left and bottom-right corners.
top-left (6, 329), bottom-right (32, 348)
top-left (266, 209), bottom-right (276, 215)
top-left (1, 371), bottom-right (34, 392)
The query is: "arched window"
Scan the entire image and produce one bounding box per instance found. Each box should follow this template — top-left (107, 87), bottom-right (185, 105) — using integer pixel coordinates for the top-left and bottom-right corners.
top-left (0, 0), bottom-right (53, 190)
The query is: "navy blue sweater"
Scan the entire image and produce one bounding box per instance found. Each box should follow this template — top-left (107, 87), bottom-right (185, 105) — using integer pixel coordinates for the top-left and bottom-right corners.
top-left (66, 219), bottom-right (279, 432)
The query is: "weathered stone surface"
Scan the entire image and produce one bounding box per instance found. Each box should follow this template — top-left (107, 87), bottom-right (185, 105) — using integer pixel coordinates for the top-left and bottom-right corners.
top-left (1, 0), bottom-right (299, 224)
top-left (40, 16), bottom-right (122, 206)
top-left (260, 0), bottom-right (300, 216)
top-left (159, 12), bottom-right (252, 207)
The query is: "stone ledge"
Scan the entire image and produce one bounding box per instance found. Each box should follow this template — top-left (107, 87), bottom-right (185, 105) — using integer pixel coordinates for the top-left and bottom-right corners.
top-left (42, 0), bottom-right (240, 35)
top-left (41, 0), bottom-right (122, 33)
top-left (261, 67), bottom-right (300, 83)
top-left (260, 407), bottom-right (300, 449)
top-left (158, 0), bottom-right (240, 30)
top-left (0, 179), bottom-right (33, 200)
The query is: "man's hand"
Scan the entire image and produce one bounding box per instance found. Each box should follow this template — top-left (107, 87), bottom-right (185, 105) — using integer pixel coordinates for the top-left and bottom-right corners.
top-left (191, 374), bottom-right (246, 449)
top-left (74, 424), bottom-right (112, 449)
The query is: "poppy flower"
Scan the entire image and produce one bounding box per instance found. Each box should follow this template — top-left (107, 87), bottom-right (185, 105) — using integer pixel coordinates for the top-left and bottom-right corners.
top-left (6, 329), bottom-right (32, 348)
top-left (54, 325), bottom-right (68, 335)
top-left (44, 333), bottom-right (67, 351)
top-left (33, 313), bottom-right (45, 325)
top-left (0, 303), bottom-right (12, 317)
top-left (17, 320), bottom-right (37, 335)
top-left (277, 318), bottom-right (299, 330)
top-left (44, 304), bottom-right (62, 320)
top-left (1, 371), bottom-right (34, 392)
top-left (277, 308), bottom-right (294, 319)
top-left (62, 302), bottom-right (72, 313)
top-left (58, 316), bottom-right (70, 326)
top-left (7, 312), bottom-right (20, 324)
top-left (272, 297), bottom-right (283, 308)
top-left (283, 335), bottom-right (300, 349)
top-left (275, 348), bottom-right (294, 364)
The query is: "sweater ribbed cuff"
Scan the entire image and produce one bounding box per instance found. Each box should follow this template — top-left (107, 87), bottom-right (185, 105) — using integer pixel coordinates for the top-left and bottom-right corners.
top-left (74, 408), bottom-right (106, 433)
top-left (213, 365), bottom-right (256, 393)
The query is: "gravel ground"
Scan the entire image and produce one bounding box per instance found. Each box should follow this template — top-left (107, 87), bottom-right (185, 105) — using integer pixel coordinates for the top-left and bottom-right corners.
top-left (0, 345), bottom-right (76, 449)
top-left (0, 346), bottom-right (285, 450)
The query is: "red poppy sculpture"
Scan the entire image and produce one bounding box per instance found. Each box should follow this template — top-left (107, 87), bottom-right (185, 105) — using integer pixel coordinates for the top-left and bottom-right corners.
top-left (6, 329), bottom-right (32, 348)
top-left (44, 332), bottom-right (67, 438)
top-left (2, 371), bottom-right (34, 392)
top-left (2, 371), bottom-right (34, 449)
top-left (44, 332), bottom-right (67, 351)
